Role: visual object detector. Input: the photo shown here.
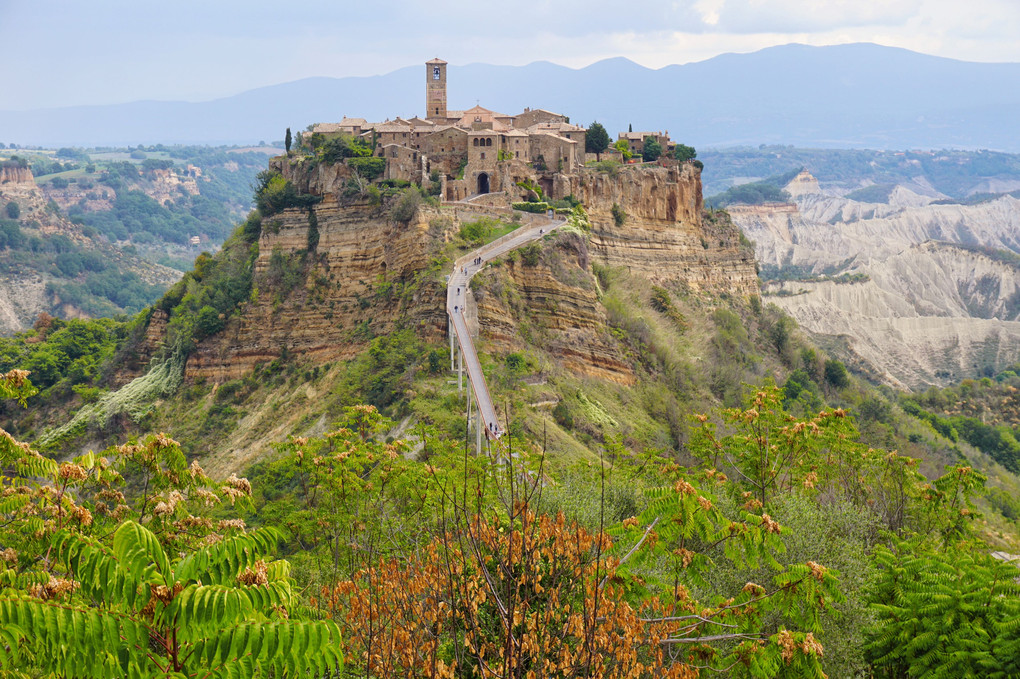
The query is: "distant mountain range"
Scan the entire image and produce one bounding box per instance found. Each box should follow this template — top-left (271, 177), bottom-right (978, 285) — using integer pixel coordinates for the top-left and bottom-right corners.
top-left (3, 43), bottom-right (1019, 151)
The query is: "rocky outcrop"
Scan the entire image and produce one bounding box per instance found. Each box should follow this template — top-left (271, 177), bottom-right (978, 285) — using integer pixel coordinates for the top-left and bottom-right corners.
top-left (474, 235), bottom-right (635, 384)
top-left (567, 164), bottom-right (758, 296)
top-left (783, 170), bottom-right (820, 198)
top-left (147, 169), bottom-right (200, 205)
top-left (0, 165), bottom-right (34, 187)
top-left (182, 160), bottom-right (758, 383)
top-left (185, 202), bottom-right (444, 381)
top-left (271, 155), bottom-right (357, 197)
top-left (732, 191), bottom-right (1020, 388)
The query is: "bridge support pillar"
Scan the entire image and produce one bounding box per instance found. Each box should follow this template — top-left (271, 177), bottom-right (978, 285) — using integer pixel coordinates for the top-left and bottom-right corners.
top-left (458, 344), bottom-right (463, 393)
top-left (449, 316), bottom-right (455, 371)
top-left (476, 408), bottom-right (483, 456)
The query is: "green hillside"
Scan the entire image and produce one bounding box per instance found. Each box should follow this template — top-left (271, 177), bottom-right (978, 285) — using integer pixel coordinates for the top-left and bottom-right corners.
top-left (0, 158), bottom-right (1018, 678)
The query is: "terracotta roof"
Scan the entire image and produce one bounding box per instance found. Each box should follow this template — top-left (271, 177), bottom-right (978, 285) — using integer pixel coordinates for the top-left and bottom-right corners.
top-left (310, 123), bottom-right (345, 133)
top-left (529, 122), bottom-right (586, 133)
top-left (339, 117), bottom-right (366, 125)
top-left (426, 57), bottom-right (448, 65)
top-left (516, 108), bottom-right (563, 117)
top-left (530, 132), bottom-right (577, 145)
top-left (619, 131), bottom-right (662, 140)
top-left (429, 125), bottom-right (467, 134)
top-left (373, 121), bottom-right (414, 133)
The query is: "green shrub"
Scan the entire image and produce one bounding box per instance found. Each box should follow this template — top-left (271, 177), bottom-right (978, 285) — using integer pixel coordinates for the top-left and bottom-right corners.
top-left (552, 401), bottom-right (573, 430)
top-left (347, 156), bottom-right (386, 181)
top-left (5, 201), bottom-right (19, 219)
top-left (673, 144), bottom-right (697, 162)
top-left (459, 217), bottom-right (501, 244)
top-left (391, 188), bottom-right (421, 223)
top-left (318, 134), bottom-right (372, 163)
top-left (593, 159), bottom-right (621, 175)
top-left (610, 203), bottom-right (626, 227)
top-left (824, 359), bottom-right (850, 389)
top-left (641, 137), bottom-right (662, 162)
top-left (512, 201), bottom-right (550, 214)
top-left (519, 243), bottom-right (541, 266)
top-left (254, 170), bottom-right (320, 216)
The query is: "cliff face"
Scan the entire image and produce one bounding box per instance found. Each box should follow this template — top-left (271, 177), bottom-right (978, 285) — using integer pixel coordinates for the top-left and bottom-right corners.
top-left (185, 200), bottom-right (444, 381)
top-left (566, 164), bottom-right (758, 296)
top-left (0, 165), bottom-right (34, 187)
top-left (473, 234), bottom-right (635, 384)
top-left (733, 191), bottom-right (1020, 388)
top-left (182, 160), bottom-right (757, 383)
top-left (271, 156), bottom-right (356, 197)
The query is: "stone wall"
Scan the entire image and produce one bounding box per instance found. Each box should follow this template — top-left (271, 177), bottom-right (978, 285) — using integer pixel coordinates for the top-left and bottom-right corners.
top-left (529, 133), bottom-right (577, 174)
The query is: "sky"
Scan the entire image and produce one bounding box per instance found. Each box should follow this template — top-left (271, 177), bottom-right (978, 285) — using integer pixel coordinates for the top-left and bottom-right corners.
top-left (1, 0), bottom-right (1018, 111)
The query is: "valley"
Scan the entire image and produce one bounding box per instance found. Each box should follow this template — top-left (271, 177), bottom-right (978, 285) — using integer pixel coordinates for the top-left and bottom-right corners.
top-left (2, 61), bottom-right (1020, 678)
top-left (0, 145), bottom-right (268, 333)
top-left (722, 162), bottom-right (1020, 388)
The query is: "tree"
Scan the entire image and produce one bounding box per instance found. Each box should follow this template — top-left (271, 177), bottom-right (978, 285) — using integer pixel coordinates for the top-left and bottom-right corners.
top-left (5, 201), bottom-right (19, 219)
top-left (642, 136), bottom-right (662, 162)
top-left (0, 370), bottom-right (344, 677)
top-left (673, 143), bottom-right (697, 162)
top-left (586, 121), bottom-right (610, 160)
top-left (285, 127), bottom-right (292, 154)
top-left (0, 521), bottom-right (343, 677)
top-left (824, 359), bottom-right (850, 389)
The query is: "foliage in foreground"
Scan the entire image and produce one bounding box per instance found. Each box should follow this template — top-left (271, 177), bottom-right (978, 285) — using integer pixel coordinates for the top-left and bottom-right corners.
top-left (1, 363), bottom-right (1018, 677)
top-left (0, 369), bottom-right (343, 677)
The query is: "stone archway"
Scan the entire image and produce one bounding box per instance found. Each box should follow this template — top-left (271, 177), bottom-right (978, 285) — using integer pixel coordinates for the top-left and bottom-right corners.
top-left (477, 172), bottom-right (490, 194)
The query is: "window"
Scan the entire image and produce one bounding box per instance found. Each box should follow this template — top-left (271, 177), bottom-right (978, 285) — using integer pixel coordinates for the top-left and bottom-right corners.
top-left (473, 138), bottom-right (479, 147)
top-left (486, 138), bottom-right (492, 147)
top-left (433, 66), bottom-right (440, 80)
top-left (481, 152), bottom-right (485, 159)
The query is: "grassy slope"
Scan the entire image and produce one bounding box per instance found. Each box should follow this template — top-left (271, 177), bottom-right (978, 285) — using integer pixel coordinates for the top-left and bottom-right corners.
top-left (4, 199), bottom-right (1019, 548)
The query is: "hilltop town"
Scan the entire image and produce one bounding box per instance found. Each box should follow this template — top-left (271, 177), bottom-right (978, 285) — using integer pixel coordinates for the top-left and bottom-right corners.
top-left (301, 58), bottom-right (676, 202)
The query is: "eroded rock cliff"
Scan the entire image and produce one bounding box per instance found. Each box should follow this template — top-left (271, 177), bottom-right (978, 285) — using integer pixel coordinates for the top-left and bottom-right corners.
top-left (180, 160), bottom-right (757, 384)
top-left (185, 199), bottom-right (444, 381)
top-left (732, 191), bottom-right (1020, 387)
top-left (569, 164), bottom-right (758, 296)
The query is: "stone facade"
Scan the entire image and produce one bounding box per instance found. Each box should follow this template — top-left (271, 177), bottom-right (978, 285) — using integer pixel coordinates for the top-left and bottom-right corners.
top-left (618, 131), bottom-right (673, 156)
top-left (307, 58), bottom-right (607, 202)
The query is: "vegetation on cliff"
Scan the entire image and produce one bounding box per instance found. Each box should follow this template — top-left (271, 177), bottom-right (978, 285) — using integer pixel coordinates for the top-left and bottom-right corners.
top-left (1, 151), bottom-right (1019, 677)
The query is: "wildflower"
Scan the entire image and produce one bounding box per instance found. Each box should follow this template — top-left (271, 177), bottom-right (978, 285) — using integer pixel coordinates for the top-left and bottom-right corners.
top-left (761, 514), bottom-right (781, 534)
top-left (807, 561), bottom-right (827, 581)
top-left (58, 464), bottom-right (88, 482)
top-left (237, 560), bottom-right (269, 586)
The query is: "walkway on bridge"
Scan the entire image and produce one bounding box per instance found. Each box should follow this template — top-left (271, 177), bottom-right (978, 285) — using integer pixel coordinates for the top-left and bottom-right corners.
top-left (447, 210), bottom-right (566, 449)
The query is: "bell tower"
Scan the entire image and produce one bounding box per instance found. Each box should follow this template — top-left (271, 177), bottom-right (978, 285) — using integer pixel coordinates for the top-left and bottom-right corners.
top-left (426, 57), bottom-right (447, 121)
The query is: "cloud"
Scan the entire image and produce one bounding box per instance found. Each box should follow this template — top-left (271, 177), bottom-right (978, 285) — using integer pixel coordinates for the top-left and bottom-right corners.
top-left (1, 0), bottom-right (1018, 110)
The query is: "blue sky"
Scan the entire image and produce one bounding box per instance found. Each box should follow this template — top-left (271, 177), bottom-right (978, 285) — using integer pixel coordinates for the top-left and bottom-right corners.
top-left (1, 0), bottom-right (1018, 110)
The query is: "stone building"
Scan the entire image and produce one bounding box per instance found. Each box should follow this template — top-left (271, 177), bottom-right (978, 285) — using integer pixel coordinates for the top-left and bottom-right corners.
top-left (618, 131), bottom-right (673, 156)
top-left (307, 58), bottom-right (608, 202)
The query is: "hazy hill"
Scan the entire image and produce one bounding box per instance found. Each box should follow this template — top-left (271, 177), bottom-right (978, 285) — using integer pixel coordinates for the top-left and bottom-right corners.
top-left (2, 43), bottom-right (1019, 150)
